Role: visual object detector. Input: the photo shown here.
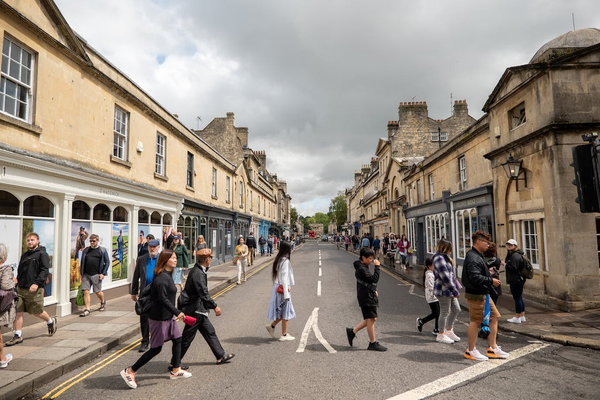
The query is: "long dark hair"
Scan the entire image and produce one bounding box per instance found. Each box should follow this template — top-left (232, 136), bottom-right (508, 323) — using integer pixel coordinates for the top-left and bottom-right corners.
top-left (422, 257), bottom-right (433, 286)
top-left (154, 249), bottom-right (175, 276)
top-left (272, 241), bottom-right (292, 281)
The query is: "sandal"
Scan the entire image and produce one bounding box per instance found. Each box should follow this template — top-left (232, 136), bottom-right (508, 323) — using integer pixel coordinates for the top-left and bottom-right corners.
top-left (98, 302), bottom-right (106, 312)
top-left (80, 309), bottom-right (90, 317)
top-left (216, 353), bottom-right (235, 365)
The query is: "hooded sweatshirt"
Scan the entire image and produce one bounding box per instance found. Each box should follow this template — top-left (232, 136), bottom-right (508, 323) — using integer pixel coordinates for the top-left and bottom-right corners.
top-left (354, 259), bottom-right (379, 307)
top-left (505, 249), bottom-right (525, 285)
top-left (17, 246), bottom-right (50, 289)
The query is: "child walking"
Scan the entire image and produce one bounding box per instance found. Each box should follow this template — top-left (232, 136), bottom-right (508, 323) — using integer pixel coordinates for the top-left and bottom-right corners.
top-left (417, 258), bottom-right (440, 336)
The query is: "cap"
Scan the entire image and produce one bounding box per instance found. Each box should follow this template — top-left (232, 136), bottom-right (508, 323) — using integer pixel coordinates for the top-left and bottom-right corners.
top-left (173, 235), bottom-right (181, 240)
top-left (148, 239), bottom-right (160, 247)
top-left (197, 248), bottom-right (213, 257)
top-left (506, 239), bottom-right (518, 246)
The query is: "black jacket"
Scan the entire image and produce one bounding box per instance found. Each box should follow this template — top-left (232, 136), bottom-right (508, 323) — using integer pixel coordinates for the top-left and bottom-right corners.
top-left (180, 263), bottom-right (217, 316)
top-left (484, 256), bottom-right (502, 295)
top-left (462, 248), bottom-right (493, 296)
top-left (148, 271), bottom-right (180, 321)
top-left (354, 260), bottom-right (379, 307)
top-left (138, 243), bottom-right (149, 258)
top-left (246, 236), bottom-right (257, 249)
top-left (131, 253), bottom-right (155, 295)
top-left (505, 249), bottom-right (525, 285)
top-left (17, 246), bottom-right (50, 289)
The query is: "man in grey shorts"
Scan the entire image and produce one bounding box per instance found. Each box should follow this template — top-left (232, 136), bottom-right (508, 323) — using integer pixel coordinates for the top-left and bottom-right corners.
top-left (79, 234), bottom-right (110, 317)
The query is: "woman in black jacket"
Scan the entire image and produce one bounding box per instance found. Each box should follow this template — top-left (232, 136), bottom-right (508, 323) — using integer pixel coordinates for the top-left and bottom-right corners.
top-left (505, 240), bottom-right (526, 324)
top-left (120, 249), bottom-right (190, 389)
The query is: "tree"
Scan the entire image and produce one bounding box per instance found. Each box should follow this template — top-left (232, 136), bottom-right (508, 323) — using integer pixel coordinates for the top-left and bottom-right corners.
top-left (290, 207), bottom-right (298, 227)
top-left (329, 191), bottom-right (348, 230)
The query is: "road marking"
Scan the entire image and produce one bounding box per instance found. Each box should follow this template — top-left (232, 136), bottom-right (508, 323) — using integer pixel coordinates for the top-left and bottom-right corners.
top-left (319, 268), bottom-right (322, 276)
top-left (296, 307), bottom-right (336, 354)
top-left (387, 342), bottom-right (550, 400)
top-left (317, 280), bottom-right (321, 296)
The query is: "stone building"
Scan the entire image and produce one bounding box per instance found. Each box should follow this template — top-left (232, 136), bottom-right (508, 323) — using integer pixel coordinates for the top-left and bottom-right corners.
top-left (309, 223), bottom-right (324, 236)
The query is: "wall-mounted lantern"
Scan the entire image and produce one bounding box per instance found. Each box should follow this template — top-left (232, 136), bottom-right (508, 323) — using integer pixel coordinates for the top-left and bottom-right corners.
top-left (501, 153), bottom-right (527, 191)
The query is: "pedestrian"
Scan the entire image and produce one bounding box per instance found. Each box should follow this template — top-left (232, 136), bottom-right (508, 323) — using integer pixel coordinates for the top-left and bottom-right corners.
top-left (131, 239), bottom-right (160, 352)
top-left (373, 236), bottom-right (381, 259)
top-left (505, 239), bottom-right (526, 323)
top-left (432, 239), bottom-right (461, 345)
top-left (236, 237), bottom-right (249, 285)
top-left (246, 232), bottom-right (257, 266)
top-left (266, 241), bottom-right (296, 341)
top-left (259, 235), bottom-right (266, 256)
top-left (483, 242), bottom-right (503, 306)
top-left (382, 233), bottom-right (389, 258)
top-left (344, 235), bottom-right (350, 251)
top-left (170, 234), bottom-right (189, 292)
top-left (178, 248), bottom-right (235, 366)
top-left (6, 233), bottom-right (57, 347)
top-left (0, 244), bottom-right (17, 368)
top-left (78, 234), bottom-right (110, 317)
top-left (267, 235), bottom-right (274, 256)
top-left (352, 235), bottom-right (359, 251)
top-left (416, 258), bottom-right (440, 335)
top-left (120, 249), bottom-right (191, 389)
top-left (398, 234), bottom-right (411, 269)
top-left (462, 231), bottom-right (509, 361)
top-left (346, 247), bottom-right (386, 351)
top-left (195, 235), bottom-right (207, 252)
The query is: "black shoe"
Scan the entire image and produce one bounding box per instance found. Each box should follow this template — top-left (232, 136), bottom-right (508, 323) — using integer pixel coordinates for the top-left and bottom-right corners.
top-left (48, 317), bottom-right (57, 336)
top-left (168, 365), bottom-right (189, 371)
top-left (5, 334), bottom-right (22, 347)
top-left (138, 343), bottom-right (149, 352)
top-left (346, 327), bottom-right (356, 347)
top-left (432, 329), bottom-right (440, 336)
top-left (367, 341), bottom-right (387, 352)
top-left (416, 318), bottom-right (423, 333)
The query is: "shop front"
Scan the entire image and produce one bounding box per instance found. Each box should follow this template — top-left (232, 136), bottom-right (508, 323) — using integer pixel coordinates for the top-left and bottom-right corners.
top-left (404, 199), bottom-right (448, 266)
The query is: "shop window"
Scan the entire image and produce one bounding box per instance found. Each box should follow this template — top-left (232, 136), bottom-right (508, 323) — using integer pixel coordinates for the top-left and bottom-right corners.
top-left (113, 206), bottom-right (128, 222)
top-left (522, 220), bottom-right (539, 267)
top-left (406, 218), bottom-right (416, 250)
top-left (163, 213), bottom-right (172, 225)
top-left (93, 203), bottom-right (111, 221)
top-left (426, 213), bottom-right (448, 254)
top-left (150, 211), bottom-right (161, 225)
top-left (0, 190), bottom-right (19, 215)
top-left (1, 36), bottom-right (34, 122)
top-left (72, 200), bottom-right (90, 220)
top-left (509, 102), bottom-right (526, 130)
top-left (138, 209), bottom-right (149, 224)
top-left (23, 196), bottom-right (53, 217)
top-left (455, 208), bottom-right (478, 258)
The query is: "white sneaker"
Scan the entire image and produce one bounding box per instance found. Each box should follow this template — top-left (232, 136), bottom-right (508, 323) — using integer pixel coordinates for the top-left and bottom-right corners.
top-left (520, 316), bottom-right (526, 322)
top-left (465, 347), bottom-right (489, 361)
top-left (445, 329), bottom-right (461, 342)
top-left (487, 346), bottom-right (510, 359)
top-left (279, 334), bottom-right (295, 341)
top-left (0, 354), bottom-right (13, 368)
top-left (507, 317), bottom-right (522, 324)
top-left (266, 323), bottom-right (276, 338)
top-left (120, 368), bottom-right (138, 389)
top-left (170, 369), bottom-right (192, 379)
top-left (436, 333), bottom-right (454, 344)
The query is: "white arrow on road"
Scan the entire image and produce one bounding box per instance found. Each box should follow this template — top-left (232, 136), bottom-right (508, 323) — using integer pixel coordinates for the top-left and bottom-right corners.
top-left (296, 307), bottom-right (336, 354)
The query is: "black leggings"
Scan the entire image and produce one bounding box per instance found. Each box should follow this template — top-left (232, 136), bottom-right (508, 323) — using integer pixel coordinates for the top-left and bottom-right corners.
top-left (421, 302), bottom-right (440, 330)
top-left (131, 337), bottom-right (182, 372)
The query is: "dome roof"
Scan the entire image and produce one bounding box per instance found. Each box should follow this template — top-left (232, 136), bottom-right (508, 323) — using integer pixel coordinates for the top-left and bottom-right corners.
top-left (530, 28), bottom-right (600, 63)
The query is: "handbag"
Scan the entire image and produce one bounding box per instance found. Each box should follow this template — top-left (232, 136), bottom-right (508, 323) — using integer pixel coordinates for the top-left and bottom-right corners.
top-left (233, 245), bottom-right (240, 265)
top-left (135, 283), bottom-right (153, 316)
top-left (76, 286), bottom-right (85, 306)
top-left (276, 284), bottom-right (284, 294)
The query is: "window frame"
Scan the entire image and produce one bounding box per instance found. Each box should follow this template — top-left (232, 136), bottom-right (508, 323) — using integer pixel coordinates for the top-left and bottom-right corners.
top-left (1, 36), bottom-right (35, 122)
top-left (225, 176), bottom-right (230, 202)
top-left (112, 105), bottom-right (129, 161)
top-left (186, 152), bottom-right (194, 188)
top-left (459, 156), bottom-right (467, 191)
top-left (521, 219), bottom-right (539, 268)
top-left (509, 102), bottom-right (527, 130)
top-left (428, 174), bottom-right (434, 201)
top-left (212, 168), bottom-right (217, 198)
top-left (155, 133), bottom-right (166, 176)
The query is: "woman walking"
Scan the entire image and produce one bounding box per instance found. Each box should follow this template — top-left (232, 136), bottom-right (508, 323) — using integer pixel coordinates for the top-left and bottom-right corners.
top-left (0, 244), bottom-right (16, 368)
top-left (266, 241), bottom-right (296, 341)
top-left (432, 239), bottom-right (461, 344)
top-left (236, 237), bottom-right (249, 285)
top-left (170, 235), bottom-right (189, 292)
top-left (397, 234), bottom-right (410, 269)
top-left (120, 249), bottom-right (191, 389)
top-left (416, 258), bottom-right (440, 335)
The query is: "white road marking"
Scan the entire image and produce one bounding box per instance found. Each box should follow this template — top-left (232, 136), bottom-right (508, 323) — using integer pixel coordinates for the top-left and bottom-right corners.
top-left (296, 307), bottom-right (336, 354)
top-left (319, 260), bottom-right (322, 266)
top-left (317, 280), bottom-right (321, 296)
top-left (319, 268), bottom-right (322, 276)
top-left (387, 342), bottom-right (550, 400)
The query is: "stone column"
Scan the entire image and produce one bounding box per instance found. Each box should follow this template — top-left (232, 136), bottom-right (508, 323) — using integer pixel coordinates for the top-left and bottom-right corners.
top-left (56, 194), bottom-right (75, 317)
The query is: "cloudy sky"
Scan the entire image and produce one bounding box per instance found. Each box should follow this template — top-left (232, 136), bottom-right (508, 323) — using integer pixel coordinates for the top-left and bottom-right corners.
top-left (55, 0), bottom-right (600, 216)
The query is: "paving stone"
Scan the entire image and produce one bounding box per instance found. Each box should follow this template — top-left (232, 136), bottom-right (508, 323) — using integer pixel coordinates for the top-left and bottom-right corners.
top-left (0, 370), bottom-right (31, 386)
top-left (21, 346), bottom-right (81, 360)
top-left (90, 311), bottom-right (129, 317)
top-left (52, 339), bottom-right (98, 348)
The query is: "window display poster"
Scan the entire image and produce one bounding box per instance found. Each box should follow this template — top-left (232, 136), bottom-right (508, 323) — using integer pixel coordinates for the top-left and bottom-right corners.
top-left (112, 223), bottom-right (129, 281)
top-left (0, 218), bottom-right (22, 278)
top-left (94, 222), bottom-right (113, 285)
top-left (138, 224), bottom-right (149, 251)
top-left (162, 226), bottom-right (172, 249)
top-left (150, 226), bottom-right (163, 251)
top-left (212, 230), bottom-right (217, 248)
top-left (70, 222), bottom-right (91, 290)
top-left (23, 219), bottom-right (55, 297)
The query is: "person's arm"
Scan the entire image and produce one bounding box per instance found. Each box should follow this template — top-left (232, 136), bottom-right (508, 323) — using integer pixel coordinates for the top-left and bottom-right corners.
top-left (156, 277), bottom-right (181, 316)
top-left (356, 262), bottom-right (380, 284)
top-left (182, 245), bottom-right (189, 268)
top-left (242, 245), bottom-right (249, 257)
top-left (101, 248), bottom-right (110, 276)
top-left (465, 258), bottom-right (493, 288)
top-left (279, 260), bottom-right (292, 299)
top-left (196, 271), bottom-right (218, 309)
top-left (34, 252), bottom-right (50, 288)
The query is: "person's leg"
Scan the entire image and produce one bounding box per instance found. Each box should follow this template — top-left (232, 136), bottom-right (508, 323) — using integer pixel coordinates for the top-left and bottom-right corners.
top-left (353, 319), bottom-right (367, 333)
top-left (83, 290), bottom-right (91, 310)
top-left (446, 297), bottom-right (461, 332)
top-left (510, 283), bottom-right (523, 318)
top-left (437, 297), bottom-right (450, 332)
top-left (140, 314), bottom-right (150, 346)
top-left (0, 333), bottom-right (5, 362)
top-left (242, 259), bottom-right (247, 281)
top-left (13, 312), bottom-right (23, 334)
top-left (179, 320), bottom-right (200, 361)
top-left (488, 318), bottom-right (498, 349)
top-left (170, 337), bottom-right (182, 371)
top-left (467, 321), bottom-right (479, 351)
top-left (237, 261), bottom-right (242, 284)
top-left (281, 319), bottom-right (289, 335)
top-left (131, 346), bottom-right (162, 372)
top-left (366, 318), bottom-right (376, 342)
top-left (421, 301), bottom-right (439, 325)
top-left (198, 317), bottom-right (226, 360)
top-left (96, 291), bottom-right (105, 307)
top-left (35, 311), bottom-right (51, 322)
top-left (271, 317), bottom-right (282, 327)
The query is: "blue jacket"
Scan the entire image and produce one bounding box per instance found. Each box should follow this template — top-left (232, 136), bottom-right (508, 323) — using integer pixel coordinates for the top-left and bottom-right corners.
top-left (80, 246), bottom-right (111, 277)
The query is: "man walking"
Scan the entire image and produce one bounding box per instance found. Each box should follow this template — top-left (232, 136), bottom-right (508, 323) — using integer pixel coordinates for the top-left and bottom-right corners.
top-left (6, 233), bottom-right (57, 346)
top-left (361, 234), bottom-right (370, 249)
top-left (79, 234), bottom-right (110, 316)
top-left (246, 232), bottom-right (257, 266)
top-left (179, 248), bottom-right (235, 366)
top-left (130, 239), bottom-right (160, 352)
top-left (259, 235), bottom-right (266, 256)
top-left (462, 231), bottom-right (509, 361)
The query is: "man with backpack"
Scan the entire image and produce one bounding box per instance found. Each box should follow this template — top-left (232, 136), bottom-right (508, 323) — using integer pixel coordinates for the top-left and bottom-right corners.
top-left (505, 239), bottom-right (528, 324)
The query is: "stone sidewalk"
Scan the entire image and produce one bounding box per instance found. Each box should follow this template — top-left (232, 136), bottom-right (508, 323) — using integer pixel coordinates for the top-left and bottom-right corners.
top-left (0, 248), bottom-right (284, 400)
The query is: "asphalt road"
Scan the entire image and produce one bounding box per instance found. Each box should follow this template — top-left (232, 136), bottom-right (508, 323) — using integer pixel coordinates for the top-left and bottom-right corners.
top-left (31, 241), bottom-right (600, 400)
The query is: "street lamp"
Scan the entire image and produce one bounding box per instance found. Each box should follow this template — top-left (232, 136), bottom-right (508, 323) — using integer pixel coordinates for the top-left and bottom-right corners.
top-left (501, 153), bottom-right (527, 191)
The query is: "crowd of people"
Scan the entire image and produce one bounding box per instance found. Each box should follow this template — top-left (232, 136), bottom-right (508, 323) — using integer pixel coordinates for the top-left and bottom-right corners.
top-left (333, 232), bottom-right (412, 269)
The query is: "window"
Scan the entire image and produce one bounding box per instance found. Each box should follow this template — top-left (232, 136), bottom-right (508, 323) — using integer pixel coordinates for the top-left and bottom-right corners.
top-left (186, 152), bottom-right (194, 187)
top-left (455, 208), bottom-right (478, 258)
top-left (459, 156), bottom-right (467, 191)
top-left (239, 182), bottom-right (243, 207)
top-left (407, 218), bottom-right (416, 250)
top-left (250, 190), bottom-right (253, 210)
top-left (226, 177), bottom-right (230, 202)
top-left (416, 180), bottom-right (422, 204)
top-left (409, 186), bottom-right (413, 207)
top-left (1, 37), bottom-right (34, 121)
top-left (263, 199), bottom-right (266, 215)
top-left (431, 131), bottom-right (439, 142)
top-left (509, 102), bottom-right (526, 130)
top-left (596, 218), bottom-right (600, 270)
top-left (155, 133), bottom-right (166, 176)
top-left (426, 213), bottom-right (448, 253)
top-left (522, 220), bottom-right (539, 267)
top-left (428, 174), bottom-right (434, 200)
top-left (113, 106), bottom-right (129, 160)
top-left (212, 168), bottom-right (217, 197)
top-left (440, 131), bottom-right (448, 141)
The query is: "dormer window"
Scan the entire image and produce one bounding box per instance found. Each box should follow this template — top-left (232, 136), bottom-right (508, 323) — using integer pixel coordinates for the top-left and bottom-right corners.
top-left (509, 102), bottom-right (526, 130)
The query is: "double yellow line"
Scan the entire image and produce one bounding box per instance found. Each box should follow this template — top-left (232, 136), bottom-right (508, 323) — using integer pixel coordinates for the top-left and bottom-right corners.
top-left (40, 259), bottom-right (274, 399)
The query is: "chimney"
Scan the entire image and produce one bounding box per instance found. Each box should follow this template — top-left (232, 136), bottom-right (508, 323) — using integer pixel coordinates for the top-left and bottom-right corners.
top-left (361, 164), bottom-right (371, 177)
top-left (453, 100), bottom-right (468, 116)
top-left (354, 171), bottom-right (362, 186)
top-left (371, 157), bottom-right (378, 171)
top-left (226, 112), bottom-right (235, 121)
top-left (237, 127), bottom-right (248, 148)
top-left (398, 101), bottom-right (428, 122)
top-left (387, 121), bottom-right (399, 139)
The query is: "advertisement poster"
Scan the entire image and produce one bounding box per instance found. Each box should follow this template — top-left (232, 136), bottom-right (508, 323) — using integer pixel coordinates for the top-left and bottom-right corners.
top-left (70, 222), bottom-right (90, 290)
top-left (162, 226), bottom-right (172, 249)
top-left (112, 223), bottom-right (129, 281)
top-left (22, 219), bottom-right (55, 297)
top-left (138, 224), bottom-right (149, 251)
top-left (94, 222), bottom-right (113, 285)
top-left (0, 219), bottom-right (21, 279)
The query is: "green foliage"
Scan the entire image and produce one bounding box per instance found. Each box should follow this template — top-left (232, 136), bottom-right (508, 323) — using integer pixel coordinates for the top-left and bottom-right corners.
top-left (329, 191), bottom-right (348, 230)
top-left (290, 207), bottom-right (298, 227)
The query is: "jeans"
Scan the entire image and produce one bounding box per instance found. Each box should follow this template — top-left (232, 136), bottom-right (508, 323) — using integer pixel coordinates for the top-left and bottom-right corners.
top-left (510, 283), bottom-right (525, 314)
top-left (438, 297), bottom-right (460, 331)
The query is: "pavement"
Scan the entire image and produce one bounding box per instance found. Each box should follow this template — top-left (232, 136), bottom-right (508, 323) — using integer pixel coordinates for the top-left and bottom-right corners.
top-left (0, 246), bottom-right (287, 400)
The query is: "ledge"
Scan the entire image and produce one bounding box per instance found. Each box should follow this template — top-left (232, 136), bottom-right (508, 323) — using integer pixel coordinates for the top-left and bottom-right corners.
top-left (0, 113), bottom-right (43, 136)
top-left (154, 173), bottom-right (168, 182)
top-left (186, 185), bottom-right (195, 192)
top-left (212, 195), bottom-right (218, 200)
top-left (109, 155), bottom-right (132, 168)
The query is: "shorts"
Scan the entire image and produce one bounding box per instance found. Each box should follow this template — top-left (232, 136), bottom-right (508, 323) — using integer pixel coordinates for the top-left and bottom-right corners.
top-left (467, 298), bottom-right (501, 324)
top-left (81, 274), bottom-right (103, 292)
top-left (360, 306), bottom-right (378, 320)
top-left (16, 286), bottom-right (45, 315)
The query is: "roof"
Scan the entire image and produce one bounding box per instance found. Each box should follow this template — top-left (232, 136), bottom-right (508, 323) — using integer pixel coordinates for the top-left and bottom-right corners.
top-left (530, 28), bottom-right (600, 63)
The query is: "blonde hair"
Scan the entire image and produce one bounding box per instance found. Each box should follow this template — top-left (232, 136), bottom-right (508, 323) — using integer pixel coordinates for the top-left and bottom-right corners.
top-left (435, 239), bottom-right (452, 255)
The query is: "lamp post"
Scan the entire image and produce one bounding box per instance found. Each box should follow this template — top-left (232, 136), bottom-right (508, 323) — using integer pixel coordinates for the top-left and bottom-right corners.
top-left (501, 153), bottom-right (527, 191)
